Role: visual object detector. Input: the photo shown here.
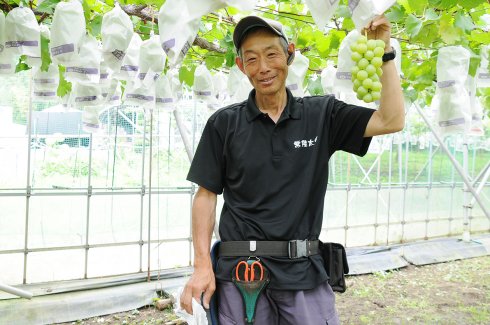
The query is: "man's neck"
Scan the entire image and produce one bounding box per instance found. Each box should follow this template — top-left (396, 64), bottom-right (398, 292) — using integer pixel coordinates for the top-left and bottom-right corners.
top-left (254, 88), bottom-right (287, 123)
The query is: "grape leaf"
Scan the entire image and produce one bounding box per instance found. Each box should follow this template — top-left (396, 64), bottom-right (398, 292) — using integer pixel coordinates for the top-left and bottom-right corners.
top-left (459, 0), bottom-right (487, 10)
top-left (406, 14), bottom-right (423, 38)
top-left (36, 0), bottom-right (62, 14)
top-left (424, 8), bottom-right (440, 21)
top-left (469, 30), bottom-right (490, 44)
top-left (385, 5), bottom-right (405, 23)
top-left (407, 0), bottom-right (429, 14)
top-left (439, 13), bottom-right (462, 44)
top-left (306, 76), bottom-right (324, 96)
top-left (57, 66), bottom-right (72, 98)
top-left (454, 13), bottom-right (475, 34)
top-left (40, 35), bottom-right (52, 72)
top-left (179, 65), bottom-right (197, 87)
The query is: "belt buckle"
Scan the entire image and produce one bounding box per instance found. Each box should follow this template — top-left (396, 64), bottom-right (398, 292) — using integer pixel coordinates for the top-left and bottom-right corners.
top-left (288, 239), bottom-right (308, 259)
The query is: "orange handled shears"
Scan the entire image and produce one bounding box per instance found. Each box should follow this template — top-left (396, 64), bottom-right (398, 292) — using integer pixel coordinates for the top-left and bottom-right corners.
top-left (235, 260), bottom-right (264, 282)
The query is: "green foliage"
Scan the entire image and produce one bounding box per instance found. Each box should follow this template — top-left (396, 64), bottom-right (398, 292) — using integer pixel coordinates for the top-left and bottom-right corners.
top-left (0, 0), bottom-right (489, 117)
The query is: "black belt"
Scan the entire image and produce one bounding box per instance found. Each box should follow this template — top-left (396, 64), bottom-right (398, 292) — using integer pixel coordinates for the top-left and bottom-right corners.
top-left (218, 240), bottom-right (320, 259)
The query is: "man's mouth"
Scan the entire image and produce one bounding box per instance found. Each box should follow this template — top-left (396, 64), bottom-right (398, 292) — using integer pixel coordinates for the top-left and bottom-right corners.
top-left (259, 76), bottom-right (276, 85)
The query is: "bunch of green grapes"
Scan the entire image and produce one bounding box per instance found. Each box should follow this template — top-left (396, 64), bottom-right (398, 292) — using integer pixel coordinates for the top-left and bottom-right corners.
top-left (350, 35), bottom-right (385, 103)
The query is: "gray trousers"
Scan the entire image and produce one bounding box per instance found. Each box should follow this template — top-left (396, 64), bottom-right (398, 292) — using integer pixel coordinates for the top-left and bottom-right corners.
top-left (217, 280), bottom-right (340, 325)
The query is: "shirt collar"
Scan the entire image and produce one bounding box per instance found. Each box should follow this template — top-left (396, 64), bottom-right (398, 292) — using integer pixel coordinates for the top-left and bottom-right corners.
top-left (245, 88), bottom-right (301, 122)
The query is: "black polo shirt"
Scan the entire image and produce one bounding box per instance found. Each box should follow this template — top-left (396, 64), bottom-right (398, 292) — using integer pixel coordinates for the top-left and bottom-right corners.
top-left (187, 88), bottom-right (374, 290)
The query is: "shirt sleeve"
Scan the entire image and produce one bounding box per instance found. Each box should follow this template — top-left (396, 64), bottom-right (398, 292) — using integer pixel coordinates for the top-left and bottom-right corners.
top-left (328, 97), bottom-right (375, 157)
top-left (186, 118), bottom-right (225, 194)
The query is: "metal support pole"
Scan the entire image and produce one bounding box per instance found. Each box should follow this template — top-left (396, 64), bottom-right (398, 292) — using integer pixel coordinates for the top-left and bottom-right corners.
top-left (414, 104), bottom-right (490, 221)
top-left (462, 135), bottom-right (470, 242)
top-left (139, 111), bottom-right (147, 273)
top-left (147, 109), bottom-right (154, 282)
top-left (0, 282), bottom-right (33, 299)
top-left (23, 70), bottom-right (33, 284)
top-left (83, 133), bottom-right (93, 278)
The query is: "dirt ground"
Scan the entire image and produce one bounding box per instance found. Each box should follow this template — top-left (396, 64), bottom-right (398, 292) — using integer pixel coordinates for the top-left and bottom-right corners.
top-left (64, 255), bottom-right (490, 325)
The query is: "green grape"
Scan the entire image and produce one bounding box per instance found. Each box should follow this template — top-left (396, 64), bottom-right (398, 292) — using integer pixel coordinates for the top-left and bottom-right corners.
top-left (357, 70), bottom-right (368, 81)
top-left (364, 50), bottom-right (374, 60)
top-left (373, 47), bottom-right (384, 57)
top-left (357, 58), bottom-right (369, 69)
top-left (350, 42), bottom-right (357, 52)
top-left (372, 81), bottom-right (382, 91)
top-left (353, 79), bottom-right (361, 91)
top-left (357, 86), bottom-right (368, 97)
top-left (367, 39), bottom-right (377, 50)
top-left (376, 39), bottom-right (386, 49)
top-left (357, 43), bottom-right (367, 54)
top-left (362, 78), bottom-right (373, 89)
top-left (363, 93), bottom-right (373, 103)
top-left (351, 51), bottom-right (362, 62)
top-left (351, 65), bottom-right (360, 76)
top-left (371, 91), bottom-right (381, 101)
top-left (357, 35), bottom-right (367, 43)
top-left (365, 64), bottom-right (376, 76)
top-left (372, 57), bottom-right (383, 68)
top-left (376, 67), bottom-right (383, 77)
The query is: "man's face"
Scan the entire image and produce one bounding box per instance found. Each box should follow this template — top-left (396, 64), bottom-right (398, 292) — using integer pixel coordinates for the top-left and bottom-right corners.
top-left (236, 29), bottom-right (289, 97)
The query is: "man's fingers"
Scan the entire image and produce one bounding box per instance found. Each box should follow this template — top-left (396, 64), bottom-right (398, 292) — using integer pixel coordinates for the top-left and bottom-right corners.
top-left (180, 285), bottom-right (194, 315)
top-left (202, 286), bottom-right (215, 309)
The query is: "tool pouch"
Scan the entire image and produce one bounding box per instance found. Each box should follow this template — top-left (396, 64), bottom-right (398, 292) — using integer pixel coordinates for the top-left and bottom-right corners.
top-left (232, 261), bottom-right (270, 324)
top-left (319, 241), bottom-right (349, 293)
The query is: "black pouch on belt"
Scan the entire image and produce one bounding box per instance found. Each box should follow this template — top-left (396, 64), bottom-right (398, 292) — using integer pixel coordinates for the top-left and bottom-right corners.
top-left (319, 241), bottom-right (349, 293)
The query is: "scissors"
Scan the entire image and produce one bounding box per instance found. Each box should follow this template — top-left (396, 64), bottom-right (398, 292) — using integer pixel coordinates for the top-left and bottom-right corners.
top-left (235, 260), bottom-right (264, 282)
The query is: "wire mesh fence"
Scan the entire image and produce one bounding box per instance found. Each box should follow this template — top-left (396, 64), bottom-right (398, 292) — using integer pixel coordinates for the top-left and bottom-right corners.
top-left (0, 71), bottom-right (489, 285)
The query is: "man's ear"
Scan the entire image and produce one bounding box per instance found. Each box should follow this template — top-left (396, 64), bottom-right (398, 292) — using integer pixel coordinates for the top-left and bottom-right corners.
top-left (235, 56), bottom-right (245, 73)
top-left (287, 43), bottom-right (295, 65)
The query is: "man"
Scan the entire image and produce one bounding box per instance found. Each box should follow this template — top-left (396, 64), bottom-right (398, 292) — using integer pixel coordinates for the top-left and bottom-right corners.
top-left (180, 14), bottom-right (404, 324)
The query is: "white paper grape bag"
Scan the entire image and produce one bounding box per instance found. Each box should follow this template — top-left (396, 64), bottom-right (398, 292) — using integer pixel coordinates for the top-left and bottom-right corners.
top-left (0, 10), bottom-right (15, 74)
top-left (194, 64), bottom-right (215, 102)
top-left (155, 74), bottom-right (175, 111)
top-left (334, 29), bottom-right (359, 94)
top-left (349, 0), bottom-right (396, 31)
top-left (213, 71), bottom-right (229, 103)
top-left (158, 0), bottom-right (200, 67)
top-left (321, 63), bottom-right (337, 96)
top-left (228, 65), bottom-right (252, 103)
top-left (138, 33), bottom-right (166, 89)
top-left (32, 65), bottom-right (59, 102)
top-left (432, 46), bottom-right (471, 135)
top-left (304, 0), bottom-right (339, 31)
top-left (50, 0), bottom-right (86, 65)
top-left (101, 79), bottom-right (122, 106)
top-left (286, 50), bottom-right (309, 97)
top-left (0, 10), bottom-right (5, 54)
top-left (102, 3), bottom-right (134, 73)
top-left (99, 59), bottom-right (111, 86)
top-left (114, 33), bottom-right (142, 81)
top-left (158, 0), bottom-right (256, 66)
top-left (4, 6), bottom-right (40, 59)
top-left (476, 45), bottom-right (490, 88)
top-left (123, 80), bottom-right (156, 109)
top-left (70, 82), bottom-right (102, 108)
top-left (65, 34), bottom-right (102, 84)
top-left (466, 76), bottom-right (484, 136)
top-left (82, 105), bottom-right (103, 133)
top-left (391, 37), bottom-right (402, 76)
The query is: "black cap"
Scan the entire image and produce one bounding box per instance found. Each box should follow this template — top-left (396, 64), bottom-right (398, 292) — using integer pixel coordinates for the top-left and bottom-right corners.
top-left (233, 16), bottom-right (293, 61)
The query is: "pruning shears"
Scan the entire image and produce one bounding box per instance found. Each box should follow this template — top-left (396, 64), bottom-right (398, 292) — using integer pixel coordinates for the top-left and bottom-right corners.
top-left (235, 260), bottom-right (264, 282)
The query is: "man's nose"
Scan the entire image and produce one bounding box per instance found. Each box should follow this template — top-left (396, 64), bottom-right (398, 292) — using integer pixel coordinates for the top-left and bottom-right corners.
top-left (258, 58), bottom-right (270, 73)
